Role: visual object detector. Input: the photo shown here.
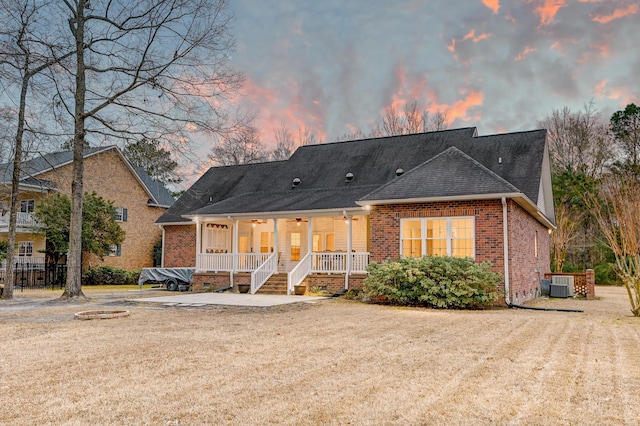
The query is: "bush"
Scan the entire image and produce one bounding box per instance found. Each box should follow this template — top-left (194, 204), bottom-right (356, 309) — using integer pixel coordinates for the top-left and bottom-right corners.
top-left (83, 266), bottom-right (141, 285)
top-left (363, 256), bottom-right (502, 309)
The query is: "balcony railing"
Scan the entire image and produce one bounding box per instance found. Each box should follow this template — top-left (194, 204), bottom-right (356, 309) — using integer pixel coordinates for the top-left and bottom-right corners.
top-left (0, 212), bottom-right (41, 230)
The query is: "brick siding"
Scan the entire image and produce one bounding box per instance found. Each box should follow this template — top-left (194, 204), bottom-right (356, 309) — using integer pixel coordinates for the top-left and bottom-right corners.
top-left (36, 149), bottom-right (165, 270)
top-left (163, 224), bottom-right (196, 267)
top-left (369, 199), bottom-right (551, 304)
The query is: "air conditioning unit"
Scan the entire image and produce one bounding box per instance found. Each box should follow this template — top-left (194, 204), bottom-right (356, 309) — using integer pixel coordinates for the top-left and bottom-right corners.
top-left (549, 284), bottom-right (568, 298)
top-left (552, 276), bottom-right (574, 296)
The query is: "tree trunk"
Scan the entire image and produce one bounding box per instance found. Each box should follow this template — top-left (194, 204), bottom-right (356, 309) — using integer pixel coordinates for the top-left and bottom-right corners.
top-left (1, 72), bottom-right (30, 300)
top-left (62, 0), bottom-right (86, 299)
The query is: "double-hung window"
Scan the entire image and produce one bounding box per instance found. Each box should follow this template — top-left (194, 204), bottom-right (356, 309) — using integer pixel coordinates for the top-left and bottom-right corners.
top-left (401, 217), bottom-right (475, 259)
top-left (114, 207), bottom-right (128, 222)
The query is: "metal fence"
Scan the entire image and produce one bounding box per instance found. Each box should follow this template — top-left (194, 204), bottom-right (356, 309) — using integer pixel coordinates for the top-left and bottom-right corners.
top-left (0, 263), bottom-right (67, 292)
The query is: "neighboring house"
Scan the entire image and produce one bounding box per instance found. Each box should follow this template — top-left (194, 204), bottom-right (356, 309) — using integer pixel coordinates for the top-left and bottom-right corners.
top-left (0, 146), bottom-right (174, 270)
top-left (157, 127), bottom-right (555, 304)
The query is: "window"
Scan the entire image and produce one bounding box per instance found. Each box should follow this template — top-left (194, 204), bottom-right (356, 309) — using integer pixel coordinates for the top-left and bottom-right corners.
top-left (400, 217), bottom-right (475, 259)
top-left (534, 230), bottom-right (539, 258)
top-left (109, 245), bottom-right (122, 256)
top-left (260, 232), bottom-right (274, 253)
top-left (20, 200), bottom-right (35, 213)
top-left (204, 223), bottom-right (229, 253)
top-left (290, 232), bottom-right (301, 261)
top-left (114, 207), bottom-right (128, 222)
top-left (18, 241), bottom-right (33, 257)
top-left (312, 233), bottom-right (335, 252)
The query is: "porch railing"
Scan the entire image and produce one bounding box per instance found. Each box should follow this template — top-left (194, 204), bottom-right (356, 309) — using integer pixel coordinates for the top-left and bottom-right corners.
top-left (350, 252), bottom-right (370, 274)
top-left (288, 253), bottom-right (312, 294)
top-left (311, 252), bottom-right (370, 274)
top-left (198, 253), bottom-right (233, 272)
top-left (251, 252), bottom-right (278, 294)
top-left (0, 212), bottom-right (40, 229)
top-left (236, 253), bottom-right (271, 272)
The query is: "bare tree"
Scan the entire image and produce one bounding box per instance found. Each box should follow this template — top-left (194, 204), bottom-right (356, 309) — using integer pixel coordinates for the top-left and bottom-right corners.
top-left (54, 0), bottom-right (243, 298)
top-left (585, 170), bottom-right (640, 316)
top-left (209, 124), bottom-right (267, 166)
top-left (550, 203), bottom-right (583, 273)
top-left (539, 101), bottom-right (614, 177)
top-left (373, 101), bottom-right (449, 137)
top-left (0, 0), bottom-right (73, 300)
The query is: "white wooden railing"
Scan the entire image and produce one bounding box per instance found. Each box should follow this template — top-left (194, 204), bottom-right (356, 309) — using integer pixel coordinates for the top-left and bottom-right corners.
top-left (350, 252), bottom-right (370, 273)
top-left (0, 212), bottom-right (40, 229)
top-left (198, 253), bottom-right (233, 272)
top-left (251, 252), bottom-right (278, 294)
top-left (236, 253), bottom-right (271, 272)
top-left (311, 252), bottom-right (370, 274)
top-left (288, 253), bottom-right (312, 294)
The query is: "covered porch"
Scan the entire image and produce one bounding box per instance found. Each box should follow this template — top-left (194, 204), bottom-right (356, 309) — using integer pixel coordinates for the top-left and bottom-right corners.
top-left (192, 212), bottom-right (370, 294)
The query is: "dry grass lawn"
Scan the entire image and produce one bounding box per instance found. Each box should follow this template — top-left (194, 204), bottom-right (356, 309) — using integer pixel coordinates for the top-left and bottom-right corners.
top-left (1, 286), bottom-right (639, 425)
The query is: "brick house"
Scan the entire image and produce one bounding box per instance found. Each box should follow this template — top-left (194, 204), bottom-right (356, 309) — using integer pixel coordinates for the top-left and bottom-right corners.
top-left (156, 127), bottom-right (555, 304)
top-left (0, 146), bottom-right (174, 270)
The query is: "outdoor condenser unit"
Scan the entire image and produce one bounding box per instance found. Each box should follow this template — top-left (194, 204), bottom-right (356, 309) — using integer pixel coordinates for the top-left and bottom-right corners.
top-left (549, 284), bottom-right (568, 298)
top-left (552, 275), bottom-right (575, 297)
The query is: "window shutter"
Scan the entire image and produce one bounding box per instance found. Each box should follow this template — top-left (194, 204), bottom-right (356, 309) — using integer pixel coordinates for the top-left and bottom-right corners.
top-left (122, 208), bottom-right (128, 222)
top-left (117, 245), bottom-right (122, 256)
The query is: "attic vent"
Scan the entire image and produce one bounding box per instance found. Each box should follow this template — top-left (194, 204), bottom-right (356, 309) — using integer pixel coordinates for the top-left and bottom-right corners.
top-left (498, 157), bottom-right (503, 164)
top-left (345, 172), bottom-right (354, 182)
top-left (292, 177), bottom-right (301, 188)
top-left (395, 168), bottom-right (404, 176)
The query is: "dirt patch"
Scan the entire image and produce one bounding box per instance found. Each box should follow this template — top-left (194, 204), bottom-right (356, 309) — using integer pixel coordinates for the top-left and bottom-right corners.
top-left (1, 286), bottom-right (638, 425)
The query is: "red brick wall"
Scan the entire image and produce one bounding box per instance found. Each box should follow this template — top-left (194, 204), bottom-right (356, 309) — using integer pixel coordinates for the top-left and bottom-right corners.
top-left (507, 201), bottom-right (551, 303)
top-left (163, 224), bottom-right (196, 267)
top-left (368, 199), bottom-right (552, 304)
top-left (303, 274), bottom-right (366, 293)
top-left (369, 200), bottom-right (505, 271)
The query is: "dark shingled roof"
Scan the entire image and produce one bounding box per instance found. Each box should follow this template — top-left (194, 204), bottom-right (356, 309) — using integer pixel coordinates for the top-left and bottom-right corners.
top-left (0, 146), bottom-right (175, 208)
top-left (360, 146), bottom-right (520, 202)
top-left (157, 127), bottom-right (552, 224)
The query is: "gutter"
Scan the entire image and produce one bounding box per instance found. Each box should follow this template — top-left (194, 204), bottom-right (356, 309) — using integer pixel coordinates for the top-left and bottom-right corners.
top-left (502, 197), bottom-right (511, 305)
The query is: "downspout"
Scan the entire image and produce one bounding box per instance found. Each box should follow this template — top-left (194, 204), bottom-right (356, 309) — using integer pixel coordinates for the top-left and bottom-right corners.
top-left (502, 197), bottom-right (511, 305)
top-left (160, 225), bottom-right (165, 268)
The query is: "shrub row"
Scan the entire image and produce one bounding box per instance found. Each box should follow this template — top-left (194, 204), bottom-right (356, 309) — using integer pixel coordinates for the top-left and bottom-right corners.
top-left (363, 256), bottom-right (502, 309)
top-left (82, 266), bottom-right (140, 285)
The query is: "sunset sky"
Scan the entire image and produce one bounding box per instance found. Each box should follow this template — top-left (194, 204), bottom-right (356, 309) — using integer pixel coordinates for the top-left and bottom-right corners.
top-left (226, 0), bottom-right (640, 144)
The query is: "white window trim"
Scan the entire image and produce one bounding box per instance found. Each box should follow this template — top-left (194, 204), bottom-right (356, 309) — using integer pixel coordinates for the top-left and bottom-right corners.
top-left (400, 216), bottom-right (475, 259)
top-left (18, 241), bottom-right (34, 257)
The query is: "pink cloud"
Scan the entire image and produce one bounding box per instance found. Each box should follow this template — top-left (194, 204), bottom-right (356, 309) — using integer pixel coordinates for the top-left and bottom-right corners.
top-left (528, 0), bottom-right (567, 26)
top-left (482, 0), bottom-right (500, 14)
top-left (593, 79), bottom-right (608, 99)
top-left (428, 90), bottom-right (484, 122)
top-left (593, 4), bottom-right (639, 23)
top-left (462, 29), bottom-right (493, 42)
top-left (514, 46), bottom-right (538, 61)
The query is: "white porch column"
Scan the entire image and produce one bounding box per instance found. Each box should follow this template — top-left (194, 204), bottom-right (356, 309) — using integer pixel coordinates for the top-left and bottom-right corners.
top-left (232, 219), bottom-right (239, 272)
top-left (273, 218), bottom-right (279, 270)
top-left (307, 217), bottom-right (313, 255)
top-left (346, 215), bottom-right (352, 289)
top-left (195, 218), bottom-right (202, 272)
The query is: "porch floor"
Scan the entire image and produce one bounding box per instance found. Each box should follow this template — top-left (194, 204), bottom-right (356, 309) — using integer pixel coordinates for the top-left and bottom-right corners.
top-left (131, 292), bottom-right (328, 307)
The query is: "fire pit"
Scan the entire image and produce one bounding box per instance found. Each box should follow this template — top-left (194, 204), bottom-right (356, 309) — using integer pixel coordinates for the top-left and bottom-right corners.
top-left (74, 310), bottom-right (130, 320)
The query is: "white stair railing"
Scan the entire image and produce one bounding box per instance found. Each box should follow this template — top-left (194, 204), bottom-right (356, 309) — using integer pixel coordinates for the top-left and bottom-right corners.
top-left (250, 252), bottom-right (278, 294)
top-left (288, 253), bottom-right (312, 295)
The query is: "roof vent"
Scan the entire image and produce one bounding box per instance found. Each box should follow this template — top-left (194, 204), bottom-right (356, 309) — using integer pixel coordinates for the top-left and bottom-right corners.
top-left (345, 172), bottom-right (354, 182)
top-left (292, 177), bottom-right (301, 188)
top-left (395, 168), bottom-right (404, 176)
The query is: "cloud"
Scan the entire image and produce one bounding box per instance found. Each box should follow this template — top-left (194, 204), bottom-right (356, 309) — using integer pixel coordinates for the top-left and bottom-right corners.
top-left (514, 46), bottom-right (538, 61)
top-left (528, 0), bottom-right (567, 26)
top-left (428, 90), bottom-right (484, 123)
top-left (482, 0), bottom-right (500, 14)
top-left (462, 29), bottom-right (493, 42)
top-left (592, 3), bottom-right (639, 23)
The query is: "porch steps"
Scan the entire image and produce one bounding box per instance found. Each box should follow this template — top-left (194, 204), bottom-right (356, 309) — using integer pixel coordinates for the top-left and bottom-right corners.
top-left (256, 273), bottom-right (288, 295)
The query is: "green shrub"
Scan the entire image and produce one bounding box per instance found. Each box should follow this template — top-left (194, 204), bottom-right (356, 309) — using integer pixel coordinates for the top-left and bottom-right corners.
top-left (363, 256), bottom-right (502, 309)
top-left (83, 266), bottom-right (141, 285)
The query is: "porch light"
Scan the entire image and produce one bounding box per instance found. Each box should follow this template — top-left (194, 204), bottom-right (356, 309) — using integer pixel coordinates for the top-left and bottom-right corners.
top-left (296, 218), bottom-right (302, 226)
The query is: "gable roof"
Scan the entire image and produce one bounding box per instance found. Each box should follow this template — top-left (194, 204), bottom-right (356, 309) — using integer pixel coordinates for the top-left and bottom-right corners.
top-left (157, 127), bottom-right (555, 227)
top-left (0, 146), bottom-right (175, 208)
top-left (359, 146), bottom-right (521, 203)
